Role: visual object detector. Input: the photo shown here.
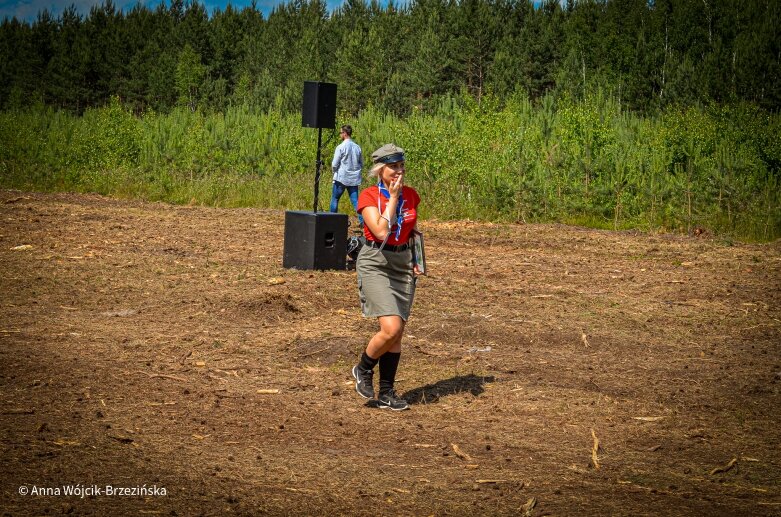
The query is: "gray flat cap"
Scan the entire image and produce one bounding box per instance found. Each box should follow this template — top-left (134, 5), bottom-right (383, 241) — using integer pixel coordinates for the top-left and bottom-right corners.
top-left (371, 143), bottom-right (405, 164)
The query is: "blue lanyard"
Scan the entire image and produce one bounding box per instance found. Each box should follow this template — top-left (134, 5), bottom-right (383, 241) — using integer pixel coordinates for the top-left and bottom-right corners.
top-left (378, 183), bottom-right (404, 240)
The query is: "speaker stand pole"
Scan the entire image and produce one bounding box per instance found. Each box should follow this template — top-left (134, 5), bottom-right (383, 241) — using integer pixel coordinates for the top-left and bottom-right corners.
top-left (313, 127), bottom-right (323, 213)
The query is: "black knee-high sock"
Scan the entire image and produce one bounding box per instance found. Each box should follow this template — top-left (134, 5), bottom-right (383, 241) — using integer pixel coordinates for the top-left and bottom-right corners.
top-left (359, 351), bottom-right (379, 372)
top-left (379, 352), bottom-right (401, 395)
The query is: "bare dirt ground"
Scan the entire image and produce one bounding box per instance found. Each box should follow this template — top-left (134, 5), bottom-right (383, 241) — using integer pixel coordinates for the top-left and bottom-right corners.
top-left (1, 190), bottom-right (780, 516)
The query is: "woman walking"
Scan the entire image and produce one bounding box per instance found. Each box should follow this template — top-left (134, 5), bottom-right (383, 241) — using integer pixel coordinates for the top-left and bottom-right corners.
top-left (351, 144), bottom-right (422, 411)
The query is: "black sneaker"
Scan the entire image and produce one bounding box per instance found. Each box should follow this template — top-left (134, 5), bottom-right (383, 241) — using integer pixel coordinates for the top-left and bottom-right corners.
top-left (352, 365), bottom-right (374, 399)
top-left (377, 389), bottom-right (409, 411)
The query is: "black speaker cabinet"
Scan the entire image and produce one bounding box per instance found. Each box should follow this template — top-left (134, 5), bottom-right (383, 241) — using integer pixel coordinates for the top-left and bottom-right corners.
top-left (302, 81), bottom-right (337, 129)
top-left (283, 211), bottom-right (348, 270)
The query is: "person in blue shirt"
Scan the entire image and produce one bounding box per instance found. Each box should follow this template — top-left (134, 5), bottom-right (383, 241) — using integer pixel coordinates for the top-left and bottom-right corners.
top-left (330, 125), bottom-right (364, 228)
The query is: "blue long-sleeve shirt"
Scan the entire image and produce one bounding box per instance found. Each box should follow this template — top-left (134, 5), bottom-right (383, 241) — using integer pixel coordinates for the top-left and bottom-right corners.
top-left (331, 138), bottom-right (363, 187)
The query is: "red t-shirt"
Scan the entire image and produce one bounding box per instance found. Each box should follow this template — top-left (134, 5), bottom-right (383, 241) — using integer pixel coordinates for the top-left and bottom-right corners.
top-left (357, 185), bottom-right (420, 246)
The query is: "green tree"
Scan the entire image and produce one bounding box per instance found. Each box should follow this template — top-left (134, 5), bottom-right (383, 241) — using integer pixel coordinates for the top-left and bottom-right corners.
top-left (209, 5), bottom-right (244, 92)
top-left (84, 0), bottom-right (124, 106)
top-left (176, 43), bottom-right (206, 111)
top-left (329, 0), bottom-right (372, 114)
top-left (0, 18), bottom-right (34, 108)
top-left (46, 6), bottom-right (91, 112)
top-left (489, 0), bottom-right (535, 100)
top-left (446, 0), bottom-right (505, 104)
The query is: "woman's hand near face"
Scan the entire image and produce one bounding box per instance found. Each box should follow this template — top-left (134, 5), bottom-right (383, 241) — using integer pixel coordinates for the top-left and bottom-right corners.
top-left (388, 174), bottom-right (403, 198)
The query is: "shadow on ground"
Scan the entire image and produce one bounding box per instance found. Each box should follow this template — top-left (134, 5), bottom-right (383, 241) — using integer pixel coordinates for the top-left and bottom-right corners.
top-left (404, 374), bottom-right (496, 405)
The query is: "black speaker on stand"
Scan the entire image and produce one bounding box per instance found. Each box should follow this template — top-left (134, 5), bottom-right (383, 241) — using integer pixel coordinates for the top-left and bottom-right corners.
top-left (283, 81), bottom-right (348, 271)
top-left (302, 81), bottom-right (337, 130)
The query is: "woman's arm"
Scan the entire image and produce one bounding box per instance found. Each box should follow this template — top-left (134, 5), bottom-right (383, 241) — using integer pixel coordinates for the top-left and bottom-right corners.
top-left (362, 201), bottom-right (396, 241)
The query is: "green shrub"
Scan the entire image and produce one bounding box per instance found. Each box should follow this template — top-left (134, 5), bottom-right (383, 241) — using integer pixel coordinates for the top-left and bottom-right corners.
top-left (0, 97), bottom-right (778, 241)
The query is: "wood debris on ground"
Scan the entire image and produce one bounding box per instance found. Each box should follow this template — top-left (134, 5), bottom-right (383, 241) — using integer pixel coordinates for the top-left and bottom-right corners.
top-left (591, 429), bottom-right (601, 469)
top-left (521, 497), bottom-right (537, 516)
top-left (451, 443), bottom-right (472, 461)
top-left (710, 458), bottom-right (738, 475)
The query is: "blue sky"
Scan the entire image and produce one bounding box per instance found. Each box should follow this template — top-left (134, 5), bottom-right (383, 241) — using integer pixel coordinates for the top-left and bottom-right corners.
top-left (0, 0), bottom-right (348, 22)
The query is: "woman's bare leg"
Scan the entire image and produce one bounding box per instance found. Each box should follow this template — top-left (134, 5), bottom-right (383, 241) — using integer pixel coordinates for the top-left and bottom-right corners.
top-left (366, 316), bottom-right (405, 358)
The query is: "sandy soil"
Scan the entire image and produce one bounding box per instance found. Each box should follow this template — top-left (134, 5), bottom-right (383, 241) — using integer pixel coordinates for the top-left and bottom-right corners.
top-left (1, 190), bottom-right (780, 516)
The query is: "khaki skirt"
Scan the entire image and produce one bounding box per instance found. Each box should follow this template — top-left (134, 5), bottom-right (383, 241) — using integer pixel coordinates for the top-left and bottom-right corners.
top-left (356, 245), bottom-right (416, 320)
